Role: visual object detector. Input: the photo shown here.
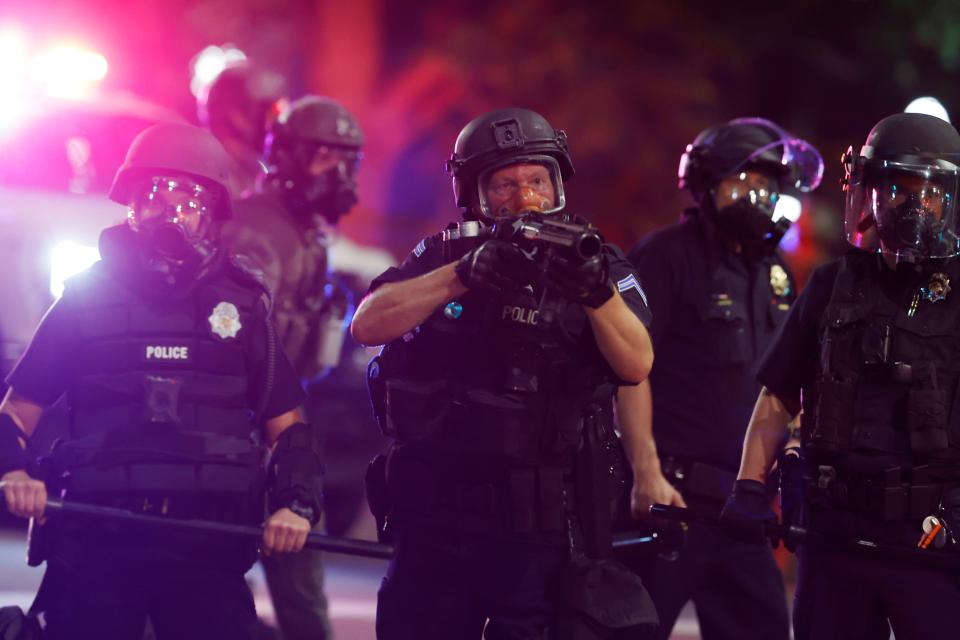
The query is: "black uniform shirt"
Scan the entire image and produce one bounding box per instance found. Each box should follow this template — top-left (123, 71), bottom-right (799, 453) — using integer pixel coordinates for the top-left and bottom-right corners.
top-left (754, 259), bottom-right (843, 414)
top-left (628, 212), bottom-right (796, 472)
top-left (7, 260), bottom-right (305, 421)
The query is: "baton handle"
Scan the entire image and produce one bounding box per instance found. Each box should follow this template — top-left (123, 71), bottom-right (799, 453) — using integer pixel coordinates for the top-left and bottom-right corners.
top-left (649, 503), bottom-right (807, 544)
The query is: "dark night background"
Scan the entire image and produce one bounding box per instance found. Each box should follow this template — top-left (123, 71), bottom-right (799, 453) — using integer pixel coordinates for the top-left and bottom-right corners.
top-left (2, 2), bottom-right (960, 630)
top-left (7, 0), bottom-right (960, 282)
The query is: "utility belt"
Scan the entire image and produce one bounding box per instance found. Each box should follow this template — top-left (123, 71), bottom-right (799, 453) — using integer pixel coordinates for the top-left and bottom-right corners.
top-left (372, 446), bottom-right (575, 541)
top-left (44, 432), bottom-right (266, 497)
top-left (809, 464), bottom-right (952, 522)
top-left (436, 466), bottom-right (576, 535)
top-left (661, 455), bottom-right (736, 503)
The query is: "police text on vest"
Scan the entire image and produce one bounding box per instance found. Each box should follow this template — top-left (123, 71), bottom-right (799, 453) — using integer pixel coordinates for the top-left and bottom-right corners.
top-left (146, 346), bottom-right (190, 360)
top-left (501, 305), bottom-right (539, 326)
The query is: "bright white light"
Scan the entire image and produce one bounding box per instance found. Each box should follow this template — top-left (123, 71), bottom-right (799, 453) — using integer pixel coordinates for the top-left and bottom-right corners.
top-left (30, 46), bottom-right (108, 99)
top-left (50, 241), bottom-right (100, 298)
top-left (772, 194), bottom-right (802, 223)
top-left (905, 96), bottom-right (950, 123)
top-left (190, 44), bottom-right (247, 97)
top-left (0, 27), bottom-right (28, 134)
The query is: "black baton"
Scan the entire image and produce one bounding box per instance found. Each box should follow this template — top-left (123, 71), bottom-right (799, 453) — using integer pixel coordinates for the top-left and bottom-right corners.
top-left (42, 498), bottom-right (394, 560)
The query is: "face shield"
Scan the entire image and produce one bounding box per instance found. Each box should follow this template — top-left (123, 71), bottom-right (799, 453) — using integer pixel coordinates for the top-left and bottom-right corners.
top-left (726, 117), bottom-right (825, 193)
top-left (127, 176), bottom-right (221, 266)
top-left (477, 156), bottom-right (566, 219)
top-left (844, 157), bottom-right (960, 261)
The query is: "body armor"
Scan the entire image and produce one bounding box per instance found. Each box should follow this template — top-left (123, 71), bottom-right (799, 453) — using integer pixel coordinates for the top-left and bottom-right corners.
top-left (802, 252), bottom-right (960, 525)
top-left (805, 252), bottom-right (960, 462)
top-left (369, 223), bottom-right (616, 466)
top-left (54, 257), bottom-right (268, 500)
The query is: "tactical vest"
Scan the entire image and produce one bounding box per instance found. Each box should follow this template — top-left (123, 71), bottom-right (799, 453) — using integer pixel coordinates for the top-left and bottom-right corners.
top-left (804, 253), bottom-right (960, 468)
top-left (368, 223), bottom-right (617, 466)
top-left (56, 260), bottom-right (268, 496)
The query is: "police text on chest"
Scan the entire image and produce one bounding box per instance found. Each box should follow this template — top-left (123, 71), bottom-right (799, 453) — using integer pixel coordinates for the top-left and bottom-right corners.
top-left (145, 345), bottom-right (190, 360)
top-left (501, 304), bottom-right (539, 326)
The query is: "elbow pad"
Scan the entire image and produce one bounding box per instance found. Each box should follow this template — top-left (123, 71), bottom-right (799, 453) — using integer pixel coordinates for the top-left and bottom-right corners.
top-left (267, 422), bottom-right (325, 526)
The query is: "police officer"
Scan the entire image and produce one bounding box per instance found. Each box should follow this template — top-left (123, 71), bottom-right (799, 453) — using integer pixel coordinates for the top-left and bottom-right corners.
top-left (198, 61), bottom-right (287, 197)
top-left (222, 95), bottom-right (370, 640)
top-left (0, 123), bottom-right (324, 640)
top-left (620, 117), bottom-right (823, 639)
top-left (724, 112), bottom-right (960, 639)
top-left (351, 108), bottom-right (656, 638)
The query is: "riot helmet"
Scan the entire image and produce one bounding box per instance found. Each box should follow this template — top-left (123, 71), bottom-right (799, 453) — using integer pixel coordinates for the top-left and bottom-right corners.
top-left (678, 117), bottom-right (823, 256)
top-left (265, 96), bottom-right (364, 225)
top-left (843, 113), bottom-right (960, 263)
top-left (197, 62), bottom-right (287, 156)
top-left (446, 108), bottom-right (574, 220)
top-left (110, 123), bottom-right (235, 280)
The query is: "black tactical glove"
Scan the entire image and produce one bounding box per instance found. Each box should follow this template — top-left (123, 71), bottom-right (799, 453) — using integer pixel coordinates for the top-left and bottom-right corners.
top-left (547, 252), bottom-right (613, 308)
top-left (455, 239), bottom-right (536, 293)
top-left (719, 479), bottom-right (777, 545)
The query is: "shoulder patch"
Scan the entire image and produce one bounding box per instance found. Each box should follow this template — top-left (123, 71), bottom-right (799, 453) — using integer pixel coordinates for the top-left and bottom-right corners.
top-left (617, 274), bottom-right (649, 306)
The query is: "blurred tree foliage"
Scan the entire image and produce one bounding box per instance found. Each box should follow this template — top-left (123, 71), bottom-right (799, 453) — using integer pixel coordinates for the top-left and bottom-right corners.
top-left (15, 0), bottom-right (960, 254)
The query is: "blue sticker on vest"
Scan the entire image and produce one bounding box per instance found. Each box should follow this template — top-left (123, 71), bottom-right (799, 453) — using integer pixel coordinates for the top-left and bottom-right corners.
top-left (444, 301), bottom-right (463, 319)
top-left (616, 274), bottom-right (648, 306)
top-left (413, 239), bottom-right (427, 258)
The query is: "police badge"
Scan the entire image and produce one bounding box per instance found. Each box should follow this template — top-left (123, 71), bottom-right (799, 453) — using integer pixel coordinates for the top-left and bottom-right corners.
top-left (923, 273), bottom-right (951, 304)
top-left (770, 264), bottom-right (791, 298)
top-left (209, 301), bottom-right (242, 339)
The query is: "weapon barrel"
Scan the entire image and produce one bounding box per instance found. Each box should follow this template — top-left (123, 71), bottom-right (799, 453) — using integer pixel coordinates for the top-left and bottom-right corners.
top-left (517, 220), bottom-right (603, 261)
top-left (43, 498), bottom-right (394, 560)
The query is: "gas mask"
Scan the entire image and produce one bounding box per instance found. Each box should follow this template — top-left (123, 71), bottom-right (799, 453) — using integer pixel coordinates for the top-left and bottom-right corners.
top-left (126, 176), bottom-right (221, 281)
top-left (708, 168), bottom-right (793, 258)
top-left (876, 193), bottom-right (947, 259)
top-left (285, 143), bottom-right (362, 225)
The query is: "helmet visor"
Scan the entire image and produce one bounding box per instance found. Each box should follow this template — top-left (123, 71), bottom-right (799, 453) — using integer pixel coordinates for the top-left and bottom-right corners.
top-left (477, 156), bottom-right (566, 218)
top-left (728, 117), bottom-right (825, 192)
top-left (845, 160), bottom-right (960, 259)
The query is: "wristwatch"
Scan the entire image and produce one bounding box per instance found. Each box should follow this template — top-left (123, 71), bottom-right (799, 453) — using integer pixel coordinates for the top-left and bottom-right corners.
top-left (287, 498), bottom-right (318, 526)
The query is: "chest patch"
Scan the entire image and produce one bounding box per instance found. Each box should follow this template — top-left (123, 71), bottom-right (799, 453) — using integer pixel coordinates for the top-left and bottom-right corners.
top-left (145, 345), bottom-right (190, 361)
top-left (501, 304), bottom-right (540, 326)
top-left (209, 301), bottom-right (242, 340)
